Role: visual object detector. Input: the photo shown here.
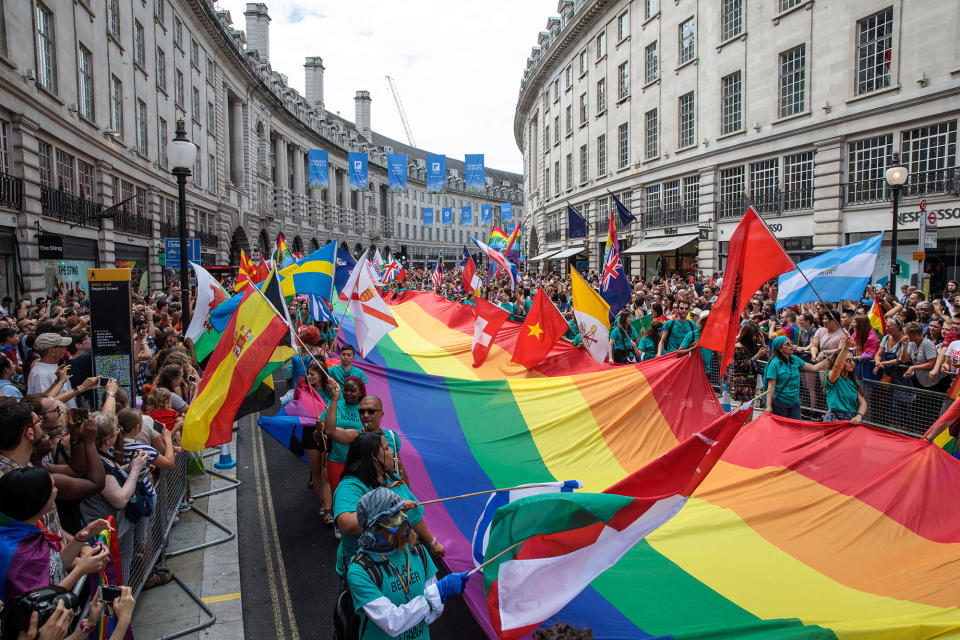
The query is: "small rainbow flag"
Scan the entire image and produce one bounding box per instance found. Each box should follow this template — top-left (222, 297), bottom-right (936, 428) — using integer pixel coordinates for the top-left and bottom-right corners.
top-left (868, 298), bottom-right (886, 337)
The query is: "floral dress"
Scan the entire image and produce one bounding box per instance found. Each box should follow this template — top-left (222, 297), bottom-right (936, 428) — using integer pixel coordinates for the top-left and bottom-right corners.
top-left (727, 345), bottom-right (760, 402)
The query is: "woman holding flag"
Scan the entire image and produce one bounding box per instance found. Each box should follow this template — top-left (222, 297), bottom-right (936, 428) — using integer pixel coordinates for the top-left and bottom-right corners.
top-left (764, 336), bottom-right (831, 419)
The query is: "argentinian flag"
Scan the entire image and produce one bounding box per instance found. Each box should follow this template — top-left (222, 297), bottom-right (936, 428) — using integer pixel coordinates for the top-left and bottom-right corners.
top-left (776, 233), bottom-right (883, 310)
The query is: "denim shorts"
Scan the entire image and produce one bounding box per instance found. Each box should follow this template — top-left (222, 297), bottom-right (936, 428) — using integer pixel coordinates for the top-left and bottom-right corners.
top-left (823, 410), bottom-right (856, 422)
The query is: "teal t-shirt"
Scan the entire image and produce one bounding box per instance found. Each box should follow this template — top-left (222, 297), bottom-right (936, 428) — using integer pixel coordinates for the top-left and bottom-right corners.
top-left (610, 325), bottom-right (638, 351)
top-left (662, 318), bottom-right (696, 354)
top-left (565, 319), bottom-right (582, 346)
top-left (824, 375), bottom-right (859, 414)
top-left (764, 355), bottom-right (806, 407)
top-left (333, 474), bottom-right (424, 575)
top-left (324, 400), bottom-right (364, 463)
top-left (637, 336), bottom-right (657, 360)
top-left (499, 302), bottom-right (515, 315)
top-left (330, 364), bottom-right (369, 387)
top-left (348, 547), bottom-right (438, 640)
top-left (680, 327), bottom-right (713, 374)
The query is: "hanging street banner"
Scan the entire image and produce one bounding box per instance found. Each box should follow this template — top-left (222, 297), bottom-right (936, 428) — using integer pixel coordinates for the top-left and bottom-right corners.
top-left (442, 207), bottom-right (453, 226)
top-left (348, 152), bottom-right (368, 191)
top-left (462, 205), bottom-right (472, 225)
top-left (426, 154), bottom-right (446, 192)
top-left (507, 223), bottom-right (516, 235)
top-left (308, 149), bottom-right (329, 188)
top-left (481, 205), bottom-right (492, 225)
top-left (423, 207), bottom-right (434, 226)
top-left (502, 202), bottom-right (513, 222)
top-left (388, 153), bottom-right (408, 192)
top-left (465, 154), bottom-right (485, 193)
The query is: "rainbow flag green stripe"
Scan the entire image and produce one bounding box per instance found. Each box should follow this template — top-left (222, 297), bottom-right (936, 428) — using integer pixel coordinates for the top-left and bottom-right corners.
top-left (314, 292), bottom-right (960, 639)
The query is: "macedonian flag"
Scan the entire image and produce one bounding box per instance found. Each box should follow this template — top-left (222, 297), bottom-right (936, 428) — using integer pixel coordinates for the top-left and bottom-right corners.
top-left (182, 267), bottom-right (296, 450)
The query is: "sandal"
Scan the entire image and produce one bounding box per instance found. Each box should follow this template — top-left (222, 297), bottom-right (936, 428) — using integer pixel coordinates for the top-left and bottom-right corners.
top-left (143, 568), bottom-right (174, 590)
top-left (320, 510), bottom-right (335, 526)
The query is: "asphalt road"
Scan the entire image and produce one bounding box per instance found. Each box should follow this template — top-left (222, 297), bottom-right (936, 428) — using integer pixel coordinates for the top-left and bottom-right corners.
top-left (235, 401), bottom-right (487, 639)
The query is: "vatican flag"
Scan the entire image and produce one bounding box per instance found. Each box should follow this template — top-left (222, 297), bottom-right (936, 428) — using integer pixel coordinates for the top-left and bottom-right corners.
top-left (570, 266), bottom-right (611, 364)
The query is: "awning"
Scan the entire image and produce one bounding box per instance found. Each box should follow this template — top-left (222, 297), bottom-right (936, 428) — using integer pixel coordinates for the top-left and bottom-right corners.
top-left (550, 247), bottom-right (587, 260)
top-left (528, 249), bottom-right (560, 262)
top-left (624, 234), bottom-right (698, 254)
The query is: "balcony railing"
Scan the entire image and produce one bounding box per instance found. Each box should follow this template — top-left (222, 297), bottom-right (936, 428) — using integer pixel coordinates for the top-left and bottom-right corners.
top-left (199, 230), bottom-right (218, 247)
top-left (715, 188), bottom-right (814, 220)
top-left (642, 204), bottom-right (699, 229)
top-left (841, 169), bottom-right (960, 206)
top-left (0, 172), bottom-right (23, 210)
top-left (113, 209), bottom-right (153, 236)
top-left (41, 185), bottom-right (103, 228)
top-left (545, 229), bottom-right (562, 242)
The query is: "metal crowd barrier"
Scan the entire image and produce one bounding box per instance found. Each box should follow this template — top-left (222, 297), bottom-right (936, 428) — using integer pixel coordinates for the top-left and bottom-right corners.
top-left (706, 356), bottom-right (954, 437)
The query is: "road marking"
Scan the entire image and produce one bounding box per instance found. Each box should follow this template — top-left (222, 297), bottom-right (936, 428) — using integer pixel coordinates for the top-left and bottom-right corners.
top-left (202, 592), bottom-right (242, 604)
top-left (252, 417), bottom-right (302, 640)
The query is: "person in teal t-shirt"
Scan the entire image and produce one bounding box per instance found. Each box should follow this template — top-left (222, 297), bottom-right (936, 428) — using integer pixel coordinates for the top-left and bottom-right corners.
top-left (823, 337), bottom-right (866, 423)
top-left (678, 311), bottom-right (713, 374)
top-left (330, 344), bottom-right (369, 386)
top-left (323, 376), bottom-right (365, 497)
top-left (346, 488), bottom-right (468, 639)
top-left (764, 335), bottom-right (830, 419)
top-left (636, 322), bottom-right (662, 361)
top-left (564, 315), bottom-right (583, 346)
top-left (609, 311), bottom-right (640, 364)
top-left (658, 303), bottom-right (697, 355)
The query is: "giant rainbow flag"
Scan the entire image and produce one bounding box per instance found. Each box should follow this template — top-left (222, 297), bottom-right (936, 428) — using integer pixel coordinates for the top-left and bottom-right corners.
top-left (282, 291), bottom-right (960, 638)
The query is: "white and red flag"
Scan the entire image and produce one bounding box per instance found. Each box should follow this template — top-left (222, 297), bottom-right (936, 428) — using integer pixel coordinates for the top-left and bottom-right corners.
top-left (432, 258), bottom-right (443, 290)
top-left (347, 255), bottom-right (398, 358)
top-left (461, 246), bottom-right (481, 294)
top-left (471, 237), bottom-right (517, 290)
top-left (472, 298), bottom-right (510, 368)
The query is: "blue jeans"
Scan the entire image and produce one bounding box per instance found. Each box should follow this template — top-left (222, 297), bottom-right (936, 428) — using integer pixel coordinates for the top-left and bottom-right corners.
top-left (771, 398), bottom-right (802, 420)
top-left (823, 410), bottom-right (855, 422)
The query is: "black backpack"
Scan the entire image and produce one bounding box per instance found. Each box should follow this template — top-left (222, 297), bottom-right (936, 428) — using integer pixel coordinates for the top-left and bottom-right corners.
top-left (333, 543), bottom-right (429, 640)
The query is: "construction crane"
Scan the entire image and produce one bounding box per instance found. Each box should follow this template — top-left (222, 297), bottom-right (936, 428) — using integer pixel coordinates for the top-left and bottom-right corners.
top-left (385, 75), bottom-right (416, 147)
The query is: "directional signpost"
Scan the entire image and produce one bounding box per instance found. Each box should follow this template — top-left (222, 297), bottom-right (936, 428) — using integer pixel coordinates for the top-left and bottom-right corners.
top-left (164, 238), bottom-right (201, 264)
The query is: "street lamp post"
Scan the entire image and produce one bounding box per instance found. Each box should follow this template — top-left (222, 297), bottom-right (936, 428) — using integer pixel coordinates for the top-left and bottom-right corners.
top-left (166, 119), bottom-right (197, 331)
top-left (884, 153), bottom-right (908, 296)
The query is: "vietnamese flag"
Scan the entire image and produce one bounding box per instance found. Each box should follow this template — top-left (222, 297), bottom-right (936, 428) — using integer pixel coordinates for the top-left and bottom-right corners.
top-left (699, 206), bottom-right (794, 374)
top-left (511, 288), bottom-right (568, 370)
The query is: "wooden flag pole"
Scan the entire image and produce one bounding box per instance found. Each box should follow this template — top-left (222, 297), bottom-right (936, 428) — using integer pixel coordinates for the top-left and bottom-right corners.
top-left (467, 540), bottom-right (525, 576)
top-left (417, 482), bottom-right (566, 506)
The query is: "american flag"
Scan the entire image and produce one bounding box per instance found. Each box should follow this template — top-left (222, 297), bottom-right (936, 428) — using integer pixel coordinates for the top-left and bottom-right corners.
top-left (432, 257), bottom-right (443, 290)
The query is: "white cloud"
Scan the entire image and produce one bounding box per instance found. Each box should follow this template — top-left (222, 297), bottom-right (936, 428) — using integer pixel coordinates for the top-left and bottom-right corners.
top-left (214, 0), bottom-right (556, 174)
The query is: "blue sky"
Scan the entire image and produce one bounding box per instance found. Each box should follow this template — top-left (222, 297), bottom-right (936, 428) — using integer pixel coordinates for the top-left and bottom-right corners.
top-left (216, 0), bottom-right (557, 173)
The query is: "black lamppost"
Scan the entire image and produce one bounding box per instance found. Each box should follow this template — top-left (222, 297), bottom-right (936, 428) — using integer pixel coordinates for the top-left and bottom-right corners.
top-left (166, 119), bottom-right (197, 330)
top-left (884, 153), bottom-right (908, 296)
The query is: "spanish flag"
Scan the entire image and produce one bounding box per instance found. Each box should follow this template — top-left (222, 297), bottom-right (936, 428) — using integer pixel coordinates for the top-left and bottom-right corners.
top-left (182, 267), bottom-right (296, 450)
top-left (868, 298), bottom-right (886, 337)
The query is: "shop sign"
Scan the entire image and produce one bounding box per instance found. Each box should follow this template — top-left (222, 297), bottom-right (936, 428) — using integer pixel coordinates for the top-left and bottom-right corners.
top-left (897, 205), bottom-right (960, 226)
top-left (88, 268), bottom-right (134, 404)
top-left (768, 223), bottom-right (784, 233)
top-left (664, 227), bottom-right (678, 236)
top-left (37, 234), bottom-right (63, 260)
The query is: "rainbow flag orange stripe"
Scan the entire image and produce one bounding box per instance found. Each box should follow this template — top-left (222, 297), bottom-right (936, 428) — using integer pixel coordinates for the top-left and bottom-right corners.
top-left (293, 291), bottom-right (960, 639)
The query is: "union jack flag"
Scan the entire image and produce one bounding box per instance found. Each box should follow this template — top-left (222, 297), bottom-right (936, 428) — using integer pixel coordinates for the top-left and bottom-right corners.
top-left (599, 210), bottom-right (631, 314)
top-left (382, 253), bottom-right (401, 282)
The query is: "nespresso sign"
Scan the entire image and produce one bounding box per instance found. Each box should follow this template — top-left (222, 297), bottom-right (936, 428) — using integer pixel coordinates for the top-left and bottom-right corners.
top-left (38, 233), bottom-right (63, 260)
top-left (898, 207), bottom-right (960, 225)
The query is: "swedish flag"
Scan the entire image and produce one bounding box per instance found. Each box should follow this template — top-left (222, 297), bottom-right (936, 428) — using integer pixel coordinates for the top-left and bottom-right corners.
top-left (279, 241), bottom-right (337, 300)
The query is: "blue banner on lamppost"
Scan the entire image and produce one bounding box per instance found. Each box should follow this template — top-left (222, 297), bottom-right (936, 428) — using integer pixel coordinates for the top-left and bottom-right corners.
top-left (348, 152), bottom-right (368, 191)
top-left (308, 150), bottom-right (328, 188)
top-left (388, 153), bottom-right (407, 192)
top-left (465, 154), bottom-right (484, 193)
top-left (426, 154), bottom-right (446, 193)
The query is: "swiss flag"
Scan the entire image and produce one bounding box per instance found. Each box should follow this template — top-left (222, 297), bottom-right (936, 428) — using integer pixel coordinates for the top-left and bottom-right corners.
top-left (510, 288), bottom-right (569, 370)
top-left (472, 298), bottom-right (510, 368)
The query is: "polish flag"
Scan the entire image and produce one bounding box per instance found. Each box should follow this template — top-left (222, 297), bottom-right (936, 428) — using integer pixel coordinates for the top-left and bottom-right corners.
top-left (472, 298), bottom-right (510, 368)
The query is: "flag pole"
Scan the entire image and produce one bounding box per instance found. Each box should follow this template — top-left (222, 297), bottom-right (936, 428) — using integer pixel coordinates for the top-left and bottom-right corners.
top-left (417, 482), bottom-right (570, 506)
top-left (467, 540), bottom-right (525, 576)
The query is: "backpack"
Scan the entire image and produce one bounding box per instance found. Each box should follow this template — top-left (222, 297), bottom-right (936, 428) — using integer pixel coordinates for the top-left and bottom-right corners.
top-left (101, 458), bottom-right (155, 523)
top-left (333, 543), bottom-right (428, 640)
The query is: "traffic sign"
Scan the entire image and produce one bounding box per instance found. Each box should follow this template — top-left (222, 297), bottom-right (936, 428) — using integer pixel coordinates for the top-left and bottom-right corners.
top-left (913, 251), bottom-right (926, 261)
top-left (251, 250), bottom-right (262, 262)
top-left (926, 211), bottom-right (937, 227)
top-left (164, 238), bottom-right (201, 265)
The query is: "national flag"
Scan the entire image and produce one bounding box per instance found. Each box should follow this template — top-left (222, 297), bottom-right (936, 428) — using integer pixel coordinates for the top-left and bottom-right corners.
top-left (511, 288), bottom-right (569, 370)
top-left (432, 257), bottom-right (443, 290)
top-left (570, 266), bottom-right (610, 363)
top-left (0, 515), bottom-right (60, 601)
top-left (699, 206), bottom-right (795, 374)
top-left (273, 233), bottom-right (296, 270)
top-left (340, 249), bottom-right (369, 304)
top-left (279, 241), bottom-right (337, 300)
top-left (462, 246), bottom-right (481, 293)
top-left (599, 209), bottom-right (631, 315)
top-left (373, 248), bottom-right (385, 274)
top-left (471, 237), bottom-right (518, 290)
top-left (482, 406), bottom-right (751, 640)
top-left (868, 298), bottom-right (886, 337)
top-left (182, 266), bottom-right (296, 450)
top-left (610, 191), bottom-right (637, 227)
top-left (309, 293), bottom-right (333, 323)
top-left (472, 298), bottom-right (510, 367)
top-left (348, 255), bottom-right (399, 358)
top-left (775, 233), bottom-right (883, 310)
top-left (235, 250), bottom-right (255, 292)
top-left (567, 204), bottom-right (587, 239)
top-left (334, 247), bottom-right (358, 299)
top-left (381, 253), bottom-right (401, 283)
top-left (471, 480), bottom-right (583, 566)
top-left (185, 262), bottom-right (230, 360)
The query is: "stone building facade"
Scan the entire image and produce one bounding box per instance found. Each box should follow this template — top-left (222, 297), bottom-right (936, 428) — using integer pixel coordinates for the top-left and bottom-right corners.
top-left (515, 0), bottom-right (960, 293)
top-left (0, 0), bottom-right (522, 300)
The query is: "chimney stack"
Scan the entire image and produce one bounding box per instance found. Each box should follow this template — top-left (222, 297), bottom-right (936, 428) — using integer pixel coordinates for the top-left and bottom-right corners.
top-left (304, 57), bottom-right (325, 108)
top-left (244, 3), bottom-right (270, 61)
top-left (354, 90), bottom-right (371, 140)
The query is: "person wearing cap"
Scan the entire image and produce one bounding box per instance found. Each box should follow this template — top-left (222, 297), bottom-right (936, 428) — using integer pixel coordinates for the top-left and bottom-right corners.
top-left (26, 333), bottom-right (77, 408)
top-left (346, 487), bottom-right (468, 639)
top-left (763, 335), bottom-right (831, 419)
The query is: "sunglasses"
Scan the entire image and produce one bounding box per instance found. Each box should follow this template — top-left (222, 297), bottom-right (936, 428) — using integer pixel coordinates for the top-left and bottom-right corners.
top-left (357, 408), bottom-right (379, 416)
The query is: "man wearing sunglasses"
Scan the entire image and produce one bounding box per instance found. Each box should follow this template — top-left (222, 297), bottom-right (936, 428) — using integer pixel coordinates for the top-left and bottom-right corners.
top-left (657, 303), bottom-right (697, 356)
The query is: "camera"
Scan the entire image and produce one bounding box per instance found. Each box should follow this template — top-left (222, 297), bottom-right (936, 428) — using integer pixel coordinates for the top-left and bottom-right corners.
top-left (1, 586), bottom-right (79, 637)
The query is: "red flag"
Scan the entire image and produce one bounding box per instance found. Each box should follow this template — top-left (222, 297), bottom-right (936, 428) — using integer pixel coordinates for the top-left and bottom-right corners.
top-left (254, 259), bottom-right (271, 285)
top-left (511, 288), bottom-right (569, 370)
top-left (462, 256), bottom-right (480, 294)
top-left (235, 250), bottom-right (254, 292)
top-left (699, 207), bottom-right (794, 374)
top-left (472, 298), bottom-right (510, 367)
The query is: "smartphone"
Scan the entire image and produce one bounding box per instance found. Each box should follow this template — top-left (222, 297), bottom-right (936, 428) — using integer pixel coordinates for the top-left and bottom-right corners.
top-left (99, 585), bottom-right (122, 617)
top-left (69, 407), bottom-right (89, 423)
top-left (187, 374), bottom-right (198, 383)
top-left (98, 376), bottom-right (110, 387)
